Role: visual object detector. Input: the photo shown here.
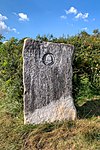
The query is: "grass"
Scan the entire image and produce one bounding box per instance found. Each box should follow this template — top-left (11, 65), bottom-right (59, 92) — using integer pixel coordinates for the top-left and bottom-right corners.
top-left (0, 90), bottom-right (100, 150)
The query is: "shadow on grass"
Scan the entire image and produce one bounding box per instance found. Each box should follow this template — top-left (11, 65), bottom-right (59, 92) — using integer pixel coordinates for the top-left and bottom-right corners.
top-left (77, 99), bottom-right (100, 119)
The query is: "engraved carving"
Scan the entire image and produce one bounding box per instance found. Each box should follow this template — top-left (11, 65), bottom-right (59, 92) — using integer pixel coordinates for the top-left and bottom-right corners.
top-left (42, 53), bottom-right (54, 66)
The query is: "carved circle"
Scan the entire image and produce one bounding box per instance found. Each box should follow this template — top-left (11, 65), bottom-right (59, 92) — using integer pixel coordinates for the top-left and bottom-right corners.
top-left (42, 53), bottom-right (54, 66)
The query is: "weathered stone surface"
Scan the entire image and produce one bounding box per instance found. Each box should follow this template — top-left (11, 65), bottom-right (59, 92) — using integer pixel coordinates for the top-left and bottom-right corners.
top-left (23, 39), bottom-right (77, 124)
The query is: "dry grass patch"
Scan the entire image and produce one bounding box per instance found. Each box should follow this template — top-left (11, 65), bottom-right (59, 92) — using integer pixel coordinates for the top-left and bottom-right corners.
top-left (23, 119), bottom-right (100, 150)
top-left (0, 98), bottom-right (100, 150)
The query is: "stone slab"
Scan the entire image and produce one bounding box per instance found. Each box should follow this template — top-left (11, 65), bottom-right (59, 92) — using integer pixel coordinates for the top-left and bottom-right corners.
top-left (23, 39), bottom-right (77, 124)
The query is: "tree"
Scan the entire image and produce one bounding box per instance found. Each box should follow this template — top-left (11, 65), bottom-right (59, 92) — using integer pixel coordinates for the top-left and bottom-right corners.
top-left (93, 29), bottom-right (100, 37)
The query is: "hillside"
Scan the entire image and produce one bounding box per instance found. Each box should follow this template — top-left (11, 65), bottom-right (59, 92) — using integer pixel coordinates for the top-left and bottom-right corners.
top-left (0, 31), bottom-right (100, 150)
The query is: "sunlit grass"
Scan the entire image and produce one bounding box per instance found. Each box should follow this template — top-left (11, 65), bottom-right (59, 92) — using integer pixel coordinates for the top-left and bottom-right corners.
top-left (0, 93), bottom-right (100, 150)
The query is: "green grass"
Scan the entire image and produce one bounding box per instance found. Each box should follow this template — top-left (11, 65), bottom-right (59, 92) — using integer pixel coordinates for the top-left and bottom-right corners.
top-left (0, 90), bottom-right (100, 150)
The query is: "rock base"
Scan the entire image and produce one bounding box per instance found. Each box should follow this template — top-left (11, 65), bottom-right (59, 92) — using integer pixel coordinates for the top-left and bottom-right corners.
top-left (24, 95), bottom-right (77, 124)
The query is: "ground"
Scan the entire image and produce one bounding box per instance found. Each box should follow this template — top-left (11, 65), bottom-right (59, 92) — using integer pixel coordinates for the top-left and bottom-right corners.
top-left (0, 92), bottom-right (100, 150)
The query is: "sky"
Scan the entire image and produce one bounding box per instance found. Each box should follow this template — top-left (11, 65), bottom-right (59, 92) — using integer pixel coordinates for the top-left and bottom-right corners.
top-left (0, 0), bottom-right (100, 40)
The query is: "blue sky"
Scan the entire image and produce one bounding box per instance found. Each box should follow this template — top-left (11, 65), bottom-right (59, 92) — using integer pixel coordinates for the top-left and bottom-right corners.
top-left (0, 0), bottom-right (100, 39)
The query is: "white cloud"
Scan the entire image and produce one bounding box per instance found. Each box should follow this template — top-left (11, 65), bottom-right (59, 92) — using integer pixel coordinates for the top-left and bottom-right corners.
top-left (0, 14), bottom-right (8, 33)
top-left (12, 28), bottom-right (16, 32)
top-left (0, 21), bottom-right (19, 34)
top-left (18, 13), bottom-right (29, 21)
top-left (0, 21), bottom-right (8, 33)
top-left (13, 12), bottom-right (17, 16)
top-left (0, 14), bottom-right (9, 34)
top-left (11, 28), bottom-right (19, 34)
top-left (60, 15), bottom-right (67, 19)
top-left (0, 13), bottom-right (19, 34)
top-left (63, 6), bottom-right (89, 22)
top-left (0, 14), bottom-right (8, 21)
top-left (82, 27), bottom-right (88, 31)
top-left (75, 13), bottom-right (89, 19)
top-left (65, 7), bottom-right (77, 15)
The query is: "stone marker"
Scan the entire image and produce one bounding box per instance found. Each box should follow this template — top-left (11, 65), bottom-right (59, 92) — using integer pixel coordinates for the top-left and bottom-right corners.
top-left (23, 39), bottom-right (77, 124)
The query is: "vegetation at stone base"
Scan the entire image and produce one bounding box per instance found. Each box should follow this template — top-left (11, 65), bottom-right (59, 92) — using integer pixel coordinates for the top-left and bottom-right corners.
top-left (0, 30), bottom-right (100, 150)
top-left (0, 107), bottom-right (100, 150)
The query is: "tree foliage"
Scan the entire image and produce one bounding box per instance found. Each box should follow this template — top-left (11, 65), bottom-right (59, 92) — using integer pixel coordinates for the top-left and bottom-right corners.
top-left (0, 37), bottom-right (23, 114)
top-left (0, 30), bottom-right (100, 114)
